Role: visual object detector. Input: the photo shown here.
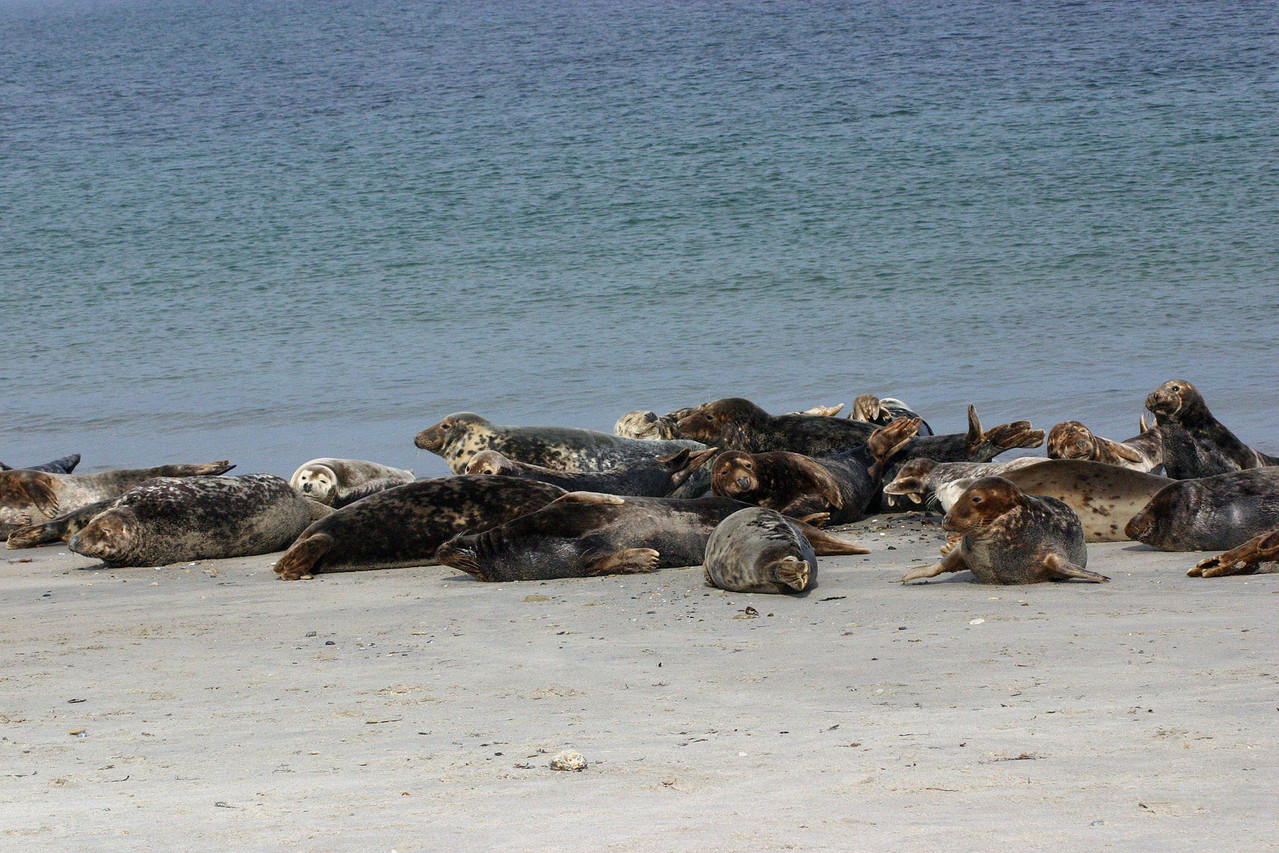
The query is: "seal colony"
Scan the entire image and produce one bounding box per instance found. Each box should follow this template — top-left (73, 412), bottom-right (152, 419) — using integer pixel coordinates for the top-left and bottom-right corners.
top-left (5, 379), bottom-right (1276, 585)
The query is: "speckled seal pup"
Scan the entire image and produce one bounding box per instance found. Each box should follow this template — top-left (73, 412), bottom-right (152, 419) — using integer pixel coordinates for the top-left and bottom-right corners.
top-left (434, 493), bottom-right (868, 582)
top-left (289, 457), bottom-right (415, 507)
top-left (710, 417), bottom-right (921, 525)
top-left (1145, 379), bottom-right (1278, 479)
top-left (0, 453), bottom-right (80, 474)
top-left (703, 507), bottom-right (819, 594)
top-left (67, 474), bottom-right (330, 568)
top-left (1047, 417), bottom-right (1163, 473)
top-left (273, 475), bottom-right (567, 580)
top-left (0, 460), bottom-right (234, 537)
top-left (415, 412), bottom-right (705, 474)
top-left (901, 476), bottom-right (1107, 585)
top-left (1190, 528), bottom-right (1279, 578)
top-left (464, 446), bottom-right (718, 498)
top-left (1124, 467), bottom-right (1279, 552)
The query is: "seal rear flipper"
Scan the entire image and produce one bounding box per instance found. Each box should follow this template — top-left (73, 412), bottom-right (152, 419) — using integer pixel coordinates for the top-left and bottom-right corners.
top-left (1191, 528), bottom-right (1279, 577)
top-left (981, 421), bottom-right (1046, 453)
top-left (583, 547), bottom-right (660, 575)
top-left (791, 521), bottom-right (869, 555)
top-left (1043, 553), bottom-right (1109, 583)
top-left (866, 417), bottom-right (922, 478)
top-left (663, 446), bottom-right (720, 487)
top-left (274, 532), bottom-right (335, 581)
top-left (770, 556), bottom-right (812, 591)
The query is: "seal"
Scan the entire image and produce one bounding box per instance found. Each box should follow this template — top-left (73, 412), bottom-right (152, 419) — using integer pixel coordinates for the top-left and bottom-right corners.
top-left (901, 476), bottom-right (1108, 585)
top-left (464, 446), bottom-right (718, 498)
top-left (7, 497), bottom-right (116, 549)
top-left (882, 456), bottom-right (1048, 508)
top-left (850, 394), bottom-right (934, 435)
top-left (66, 474), bottom-right (330, 568)
top-left (289, 458), bottom-right (415, 507)
top-left (703, 507), bottom-right (818, 594)
top-left (1145, 379), bottom-right (1278, 479)
top-left (615, 405), bottom-right (842, 441)
top-left (0, 460), bottom-right (235, 537)
top-left (0, 453), bottom-right (81, 474)
top-left (273, 475), bottom-right (567, 580)
top-left (675, 397), bottom-right (879, 455)
top-left (415, 412), bottom-right (705, 474)
top-left (1190, 528), bottom-right (1279, 577)
top-left (1123, 467), bottom-right (1279, 551)
top-left (1046, 418), bottom-right (1162, 473)
top-left (709, 417), bottom-right (921, 525)
top-left (434, 492), bottom-right (869, 582)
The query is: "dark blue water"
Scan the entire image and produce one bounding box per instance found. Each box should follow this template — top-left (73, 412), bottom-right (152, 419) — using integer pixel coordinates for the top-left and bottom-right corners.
top-left (3, 0), bottom-right (1276, 478)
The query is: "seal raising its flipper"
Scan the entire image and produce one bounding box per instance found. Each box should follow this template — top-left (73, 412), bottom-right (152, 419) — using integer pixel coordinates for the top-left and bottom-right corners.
top-left (1190, 528), bottom-right (1279, 578)
top-left (850, 394), bottom-right (933, 436)
top-left (1146, 380), bottom-right (1278, 479)
top-left (289, 458), bottom-right (415, 507)
top-left (703, 507), bottom-right (819, 594)
top-left (901, 476), bottom-right (1107, 585)
top-left (0, 454), bottom-right (81, 474)
top-left (1047, 419), bottom-right (1163, 473)
top-left (1124, 467), bottom-right (1279, 552)
top-left (464, 446), bottom-right (718, 498)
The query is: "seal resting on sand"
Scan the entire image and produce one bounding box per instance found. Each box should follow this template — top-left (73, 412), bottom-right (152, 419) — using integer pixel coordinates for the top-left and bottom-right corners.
top-left (464, 446), bottom-right (717, 498)
top-left (1124, 467), bottom-right (1279, 552)
top-left (289, 457), bottom-right (415, 507)
top-left (901, 476), bottom-right (1107, 585)
top-left (675, 398), bottom-right (879, 455)
top-left (1145, 380), bottom-right (1277, 479)
top-left (702, 507), bottom-right (819, 594)
top-left (1047, 418), bottom-right (1163, 473)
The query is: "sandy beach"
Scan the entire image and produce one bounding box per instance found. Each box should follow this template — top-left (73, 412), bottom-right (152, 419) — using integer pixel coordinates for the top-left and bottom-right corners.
top-left (2, 512), bottom-right (1274, 852)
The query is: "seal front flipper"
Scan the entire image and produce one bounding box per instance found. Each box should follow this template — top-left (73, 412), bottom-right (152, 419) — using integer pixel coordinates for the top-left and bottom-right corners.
top-left (1191, 528), bottom-right (1279, 577)
top-left (795, 511), bottom-right (830, 527)
top-left (769, 555), bottom-right (811, 591)
top-left (6, 498), bottom-right (115, 549)
top-left (554, 491), bottom-right (627, 506)
top-left (1042, 553), bottom-right (1109, 583)
top-left (583, 547), bottom-right (660, 576)
top-left (901, 547), bottom-right (967, 583)
top-left (274, 532), bottom-right (336, 581)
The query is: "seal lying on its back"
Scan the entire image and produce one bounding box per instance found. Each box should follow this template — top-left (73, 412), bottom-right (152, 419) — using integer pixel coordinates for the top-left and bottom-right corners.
top-left (1190, 528), bottom-right (1279, 578)
top-left (1047, 418), bottom-right (1162, 473)
top-left (901, 477), bottom-right (1107, 585)
top-left (289, 458), bottom-right (415, 507)
top-left (1146, 380), bottom-right (1278, 479)
top-left (850, 394), bottom-right (933, 435)
top-left (0, 460), bottom-right (235, 537)
top-left (676, 398), bottom-right (879, 455)
top-left (464, 446), bottom-right (718, 498)
top-left (703, 507), bottom-right (818, 594)
top-left (0, 454), bottom-right (81, 474)
top-left (274, 476), bottom-right (567, 580)
top-left (67, 475), bottom-right (330, 568)
top-left (1124, 467), bottom-right (1279, 552)
top-left (710, 417), bottom-right (921, 525)
top-left (435, 492), bottom-right (868, 582)
top-left (416, 413), bottom-right (704, 474)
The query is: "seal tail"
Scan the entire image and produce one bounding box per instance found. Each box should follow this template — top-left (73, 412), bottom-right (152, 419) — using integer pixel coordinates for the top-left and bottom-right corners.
top-left (792, 520), bottom-right (870, 556)
top-left (274, 532), bottom-right (334, 581)
top-left (770, 556), bottom-right (811, 591)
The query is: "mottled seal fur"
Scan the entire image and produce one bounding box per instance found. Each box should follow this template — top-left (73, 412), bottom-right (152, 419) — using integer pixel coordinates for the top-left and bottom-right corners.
top-left (1190, 528), bottom-right (1279, 578)
top-left (0, 453), bottom-right (80, 474)
top-left (7, 498), bottom-right (117, 549)
top-left (703, 507), bottom-right (818, 594)
top-left (1047, 418), bottom-right (1162, 473)
top-left (0, 460), bottom-right (235, 537)
top-left (1146, 380), bottom-right (1277, 479)
top-left (710, 418), bottom-right (921, 525)
top-left (676, 397), bottom-right (878, 455)
top-left (434, 492), bottom-right (868, 582)
top-left (273, 475), bottom-right (567, 580)
top-left (67, 474), bottom-right (329, 568)
top-left (289, 457), bottom-right (415, 507)
top-left (464, 446), bottom-right (718, 498)
top-left (416, 412), bottom-right (704, 474)
top-left (901, 476), bottom-right (1107, 585)
top-left (615, 405), bottom-right (843, 441)
top-left (882, 456), bottom-right (1048, 508)
top-left (1124, 467), bottom-right (1279, 552)
top-left (850, 394), bottom-right (933, 435)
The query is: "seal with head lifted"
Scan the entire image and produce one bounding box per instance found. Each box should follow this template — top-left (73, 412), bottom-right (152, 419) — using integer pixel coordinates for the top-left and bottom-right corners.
top-left (703, 507), bottom-right (819, 594)
top-left (1124, 466), bottom-right (1279, 552)
top-left (901, 476), bottom-right (1108, 585)
top-left (1145, 379), bottom-right (1278, 479)
top-left (464, 446), bottom-right (718, 498)
top-left (1047, 417), bottom-right (1163, 473)
top-left (289, 458), bottom-right (415, 507)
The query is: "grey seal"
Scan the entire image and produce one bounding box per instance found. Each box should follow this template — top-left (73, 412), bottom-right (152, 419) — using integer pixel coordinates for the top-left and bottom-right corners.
top-left (1146, 379), bottom-right (1277, 479)
top-left (702, 507), bottom-right (819, 594)
top-left (1047, 418), bottom-right (1163, 473)
top-left (463, 446), bottom-right (718, 498)
top-left (1124, 467), bottom-right (1279, 551)
top-left (289, 457), bottom-right (415, 507)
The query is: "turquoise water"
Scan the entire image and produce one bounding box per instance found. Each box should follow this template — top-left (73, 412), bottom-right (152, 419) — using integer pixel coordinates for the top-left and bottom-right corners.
top-left (3, 0), bottom-right (1276, 479)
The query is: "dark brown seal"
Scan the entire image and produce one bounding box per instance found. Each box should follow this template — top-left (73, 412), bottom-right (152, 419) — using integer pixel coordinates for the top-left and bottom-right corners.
top-left (901, 476), bottom-right (1107, 585)
top-left (464, 446), bottom-right (718, 498)
top-left (434, 492), bottom-right (868, 582)
top-left (710, 417), bottom-right (921, 525)
top-left (702, 507), bottom-right (818, 594)
top-left (67, 474), bottom-right (330, 568)
top-left (1145, 379), bottom-right (1277, 479)
top-left (273, 475), bottom-right (567, 580)
top-left (1190, 528), bottom-right (1279, 578)
top-left (0, 454), bottom-right (80, 474)
top-left (1047, 418), bottom-right (1163, 473)
top-left (415, 412), bottom-right (705, 474)
top-left (675, 397), bottom-right (879, 455)
top-left (1124, 467), bottom-right (1279, 551)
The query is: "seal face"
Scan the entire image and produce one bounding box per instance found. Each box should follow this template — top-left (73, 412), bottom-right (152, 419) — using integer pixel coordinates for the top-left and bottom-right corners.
top-left (1145, 380), bottom-right (1278, 479)
top-left (1124, 466), bottom-right (1279, 551)
top-left (289, 458), bottom-right (414, 507)
top-left (703, 507), bottom-right (818, 594)
top-left (901, 476), bottom-right (1107, 585)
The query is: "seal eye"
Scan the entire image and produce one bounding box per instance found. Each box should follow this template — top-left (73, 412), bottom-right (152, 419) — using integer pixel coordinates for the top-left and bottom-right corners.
top-left (1170, 385), bottom-right (1181, 392)
top-left (1076, 439), bottom-right (1087, 447)
top-left (971, 495), bottom-right (983, 504)
top-left (441, 423), bottom-right (452, 431)
top-left (742, 460), bottom-right (752, 470)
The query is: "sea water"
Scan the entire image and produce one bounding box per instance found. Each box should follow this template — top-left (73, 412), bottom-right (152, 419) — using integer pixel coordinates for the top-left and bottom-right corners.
top-left (2, 0), bottom-right (1276, 479)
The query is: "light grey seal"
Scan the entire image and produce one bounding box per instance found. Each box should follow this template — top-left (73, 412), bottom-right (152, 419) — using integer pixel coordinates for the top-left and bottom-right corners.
top-left (702, 507), bottom-right (818, 594)
top-left (289, 457), bottom-right (415, 507)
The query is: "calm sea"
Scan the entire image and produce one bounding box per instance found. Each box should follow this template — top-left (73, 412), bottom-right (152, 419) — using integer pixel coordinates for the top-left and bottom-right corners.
top-left (2, 0), bottom-right (1276, 479)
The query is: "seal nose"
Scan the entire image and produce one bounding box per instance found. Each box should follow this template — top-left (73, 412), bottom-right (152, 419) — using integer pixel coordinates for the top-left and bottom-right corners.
top-left (301, 483), bottom-right (311, 493)
top-left (735, 475), bottom-right (751, 490)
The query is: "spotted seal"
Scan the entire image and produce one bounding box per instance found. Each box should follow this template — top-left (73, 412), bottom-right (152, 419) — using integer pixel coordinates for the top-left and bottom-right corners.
top-left (415, 412), bottom-right (704, 474)
top-left (0, 460), bottom-right (235, 537)
top-left (66, 474), bottom-right (330, 568)
top-left (703, 507), bottom-right (818, 594)
top-left (901, 476), bottom-right (1107, 584)
top-left (289, 457), bottom-right (415, 507)
top-left (464, 446), bottom-right (718, 498)
top-left (1145, 380), bottom-right (1277, 479)
top-left (1124, 467), bottom-right (1279, 551)
top-left (273, 475), bottom-right (566, 580)
top-left (0, 453), bottom-right (81, 474)
top-left (1190, 528), bottom-right (1279, 578)
top-left (675, 397), bottom-right (879, 455)
top-left (882, 456), bottom-right (1048, 508)
top-left (434, 492), bottom-right (868, 582)
top-left (615, 404), bottom-right (843, 442)
top-left (1047, 418), bottom-right (1163, 473)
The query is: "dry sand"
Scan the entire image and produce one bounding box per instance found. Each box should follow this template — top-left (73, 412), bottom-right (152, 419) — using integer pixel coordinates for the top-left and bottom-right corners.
top-left (2, 512), bottom-right (1276, 852)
